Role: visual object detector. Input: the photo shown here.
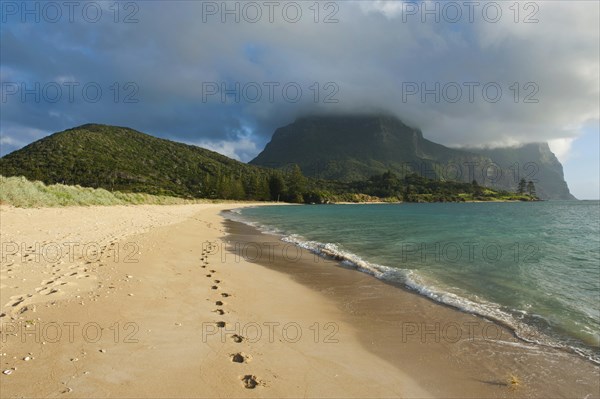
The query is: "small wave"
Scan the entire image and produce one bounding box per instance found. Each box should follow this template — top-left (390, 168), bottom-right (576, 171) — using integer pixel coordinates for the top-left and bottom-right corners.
top-left (286, 234), bottom-right (600, 365)
top-left (221, 208), bottom-right (285, 236)
top-left (224, 210), bottom-right (600, 365)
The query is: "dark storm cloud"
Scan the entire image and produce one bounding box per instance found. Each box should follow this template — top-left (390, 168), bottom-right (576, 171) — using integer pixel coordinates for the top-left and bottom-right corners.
top-left (1, 1), bottom-right (598, 161)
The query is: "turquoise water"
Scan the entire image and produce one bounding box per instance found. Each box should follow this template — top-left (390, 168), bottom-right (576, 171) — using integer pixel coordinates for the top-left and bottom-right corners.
top-left (232, 201), bottom-right (600, 363)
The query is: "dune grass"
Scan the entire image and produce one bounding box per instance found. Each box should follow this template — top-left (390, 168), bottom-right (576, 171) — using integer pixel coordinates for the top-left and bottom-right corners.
top-left (0, 175), bottom-right (213, 208)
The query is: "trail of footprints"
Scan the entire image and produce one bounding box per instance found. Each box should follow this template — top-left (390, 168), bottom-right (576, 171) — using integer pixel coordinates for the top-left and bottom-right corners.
top-left (201, 243), bottom-right (263, 390)
top-left (2, 241), bottom-right (116, 318)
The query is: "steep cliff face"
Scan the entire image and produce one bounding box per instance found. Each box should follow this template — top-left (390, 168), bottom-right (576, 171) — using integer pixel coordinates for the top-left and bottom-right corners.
top-left (251, 115), bottom-right (576, 200)
top-left (251, 114), bottom-right (487, 181)
top-left (474, 143), bottom-right (576, 200)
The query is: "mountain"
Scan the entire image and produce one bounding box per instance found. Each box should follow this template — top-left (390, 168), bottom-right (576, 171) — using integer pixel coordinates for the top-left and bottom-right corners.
top-left (0, 124), bottom-right (272, 200)
top-left (0, 120), bottom-right (574, 202)
top-left (250, 115), bottom-right (575, 200)
top-left (473, 143), bottom-right (575, 200)
top-left (251, 114), bottom-right (487, 181)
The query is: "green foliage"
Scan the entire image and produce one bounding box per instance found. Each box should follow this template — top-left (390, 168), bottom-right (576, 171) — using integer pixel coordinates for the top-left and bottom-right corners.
top-left (0, 175), bottom-right (207, 207)
top-left (284, 164), bottom-right (307, 203)
top-left (268, 173), bottom-right (286, 201)
top-left (0, 124), bottom-right (274, 201)
top-left (0, 123), bottom-right (539, 206)
top-left (311, 172), bottom-right (538, 203)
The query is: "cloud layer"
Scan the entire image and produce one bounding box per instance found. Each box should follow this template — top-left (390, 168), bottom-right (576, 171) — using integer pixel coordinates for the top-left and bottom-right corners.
top-left (1, 0), bottom-right (598, 162)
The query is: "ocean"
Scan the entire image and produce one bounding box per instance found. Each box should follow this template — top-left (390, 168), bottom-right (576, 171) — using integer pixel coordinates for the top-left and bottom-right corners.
top-left (228, 201), bottom-right (600, 364)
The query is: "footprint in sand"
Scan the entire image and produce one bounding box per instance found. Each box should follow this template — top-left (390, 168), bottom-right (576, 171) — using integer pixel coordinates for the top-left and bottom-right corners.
top-left (230, 353), bottom-right (249, 363)
top-left (214, 280), bottom-right (220, 284)
top-left (214, 309), bottom-right (225, 315)
top-left (9, 298), bottom-right (25, 307)
top-left (215, 301), bottom-right (223, 306)
top-left (216, 321), bottom-right (226, 328)
top-left (221, 293), bottom-right (230, 297)
top-left (206, 274), bottom-right (212, 278)
top-left (209, 270), bottom-right (216, 273)
top-left (231, 334), bottom-right (244, 343)
top-left (211, 286), bottom-right (218, 290)
top-left (241, 375), bottom-right (260, 389)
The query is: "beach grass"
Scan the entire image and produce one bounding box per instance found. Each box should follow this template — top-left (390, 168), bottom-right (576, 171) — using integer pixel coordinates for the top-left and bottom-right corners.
top-left (0, 175), bottom-right (212, 208)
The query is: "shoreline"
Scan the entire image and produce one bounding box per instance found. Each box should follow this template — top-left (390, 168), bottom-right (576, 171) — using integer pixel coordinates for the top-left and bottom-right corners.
top-left (228, 207), bottom-right (599, 366)
top-left (0, 203), bottom-right (425, 398)
top-left (329, 199), bottom-right (543, 204)
top-left (222, 209), bottom-right (600, 398)
top-left (0, 203), bottom-right (597, 398)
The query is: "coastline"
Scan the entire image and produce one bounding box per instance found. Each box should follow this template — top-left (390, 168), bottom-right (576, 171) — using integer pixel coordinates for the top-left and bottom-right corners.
top-left (0, 203), bottom-right (425, 398)
top-left (222, 208), bottom-right (600, 398)
top-left (0, 203), bottom-right (597, 398)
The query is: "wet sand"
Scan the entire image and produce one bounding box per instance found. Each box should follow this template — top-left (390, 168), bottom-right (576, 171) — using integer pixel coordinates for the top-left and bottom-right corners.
top-left (223, 215), bottom-right (600, 398)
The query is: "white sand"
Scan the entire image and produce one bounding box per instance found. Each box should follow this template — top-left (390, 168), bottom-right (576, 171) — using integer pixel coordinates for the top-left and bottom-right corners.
top-left (0, 203), bottom-right (426, 398)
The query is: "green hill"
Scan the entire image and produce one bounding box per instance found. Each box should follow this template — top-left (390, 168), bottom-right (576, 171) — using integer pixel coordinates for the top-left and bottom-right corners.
top-left (0, 124), bottom-right (272, 200)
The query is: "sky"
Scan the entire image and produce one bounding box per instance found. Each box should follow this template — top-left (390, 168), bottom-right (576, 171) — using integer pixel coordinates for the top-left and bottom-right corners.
top-left (1, 0), bottom-right (598, 199)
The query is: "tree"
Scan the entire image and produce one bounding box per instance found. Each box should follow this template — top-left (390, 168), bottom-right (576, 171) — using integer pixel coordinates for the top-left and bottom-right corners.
top-left (404, 184), bottom-right (418, 202)
top-left (517, 178), bottom-right (527, 195)
top-left (230, 178), bottom-right (246, 200)
top-left (257, 177), bottom-right (271, 201)
top-left (286, 164), bottom-right (307, 203)
top-left (244, 175), bottom-right (260, 200)
top-left (268, 173), bottom-right (286, 201)
top-left (527, 180), bottom-right (536, 197)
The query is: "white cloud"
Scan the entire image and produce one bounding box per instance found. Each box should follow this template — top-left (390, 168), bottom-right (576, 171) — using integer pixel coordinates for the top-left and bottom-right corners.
top-left (188, 137), bottom-right (259, 163)
top-left (358, 0), bottom-right (405, 18)
top-left (0, 124), bottom-right (49, 155)
top-left (549, 138), bottom-right (576, 164)
top-left (0, 135), bottom-right (23, 146)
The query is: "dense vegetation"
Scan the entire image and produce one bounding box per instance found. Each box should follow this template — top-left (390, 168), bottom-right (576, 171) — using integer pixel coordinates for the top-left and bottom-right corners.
top-left (0, 124), bottom-right (275, 200)
top-left (0, 124), bottom-right (538, 206)
top-left (298, 171), bottom-right (538, 203)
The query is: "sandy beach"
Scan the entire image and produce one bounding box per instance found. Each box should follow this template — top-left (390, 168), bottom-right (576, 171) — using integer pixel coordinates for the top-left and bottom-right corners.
top-left (1, 203), bottom-right (598, 398)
